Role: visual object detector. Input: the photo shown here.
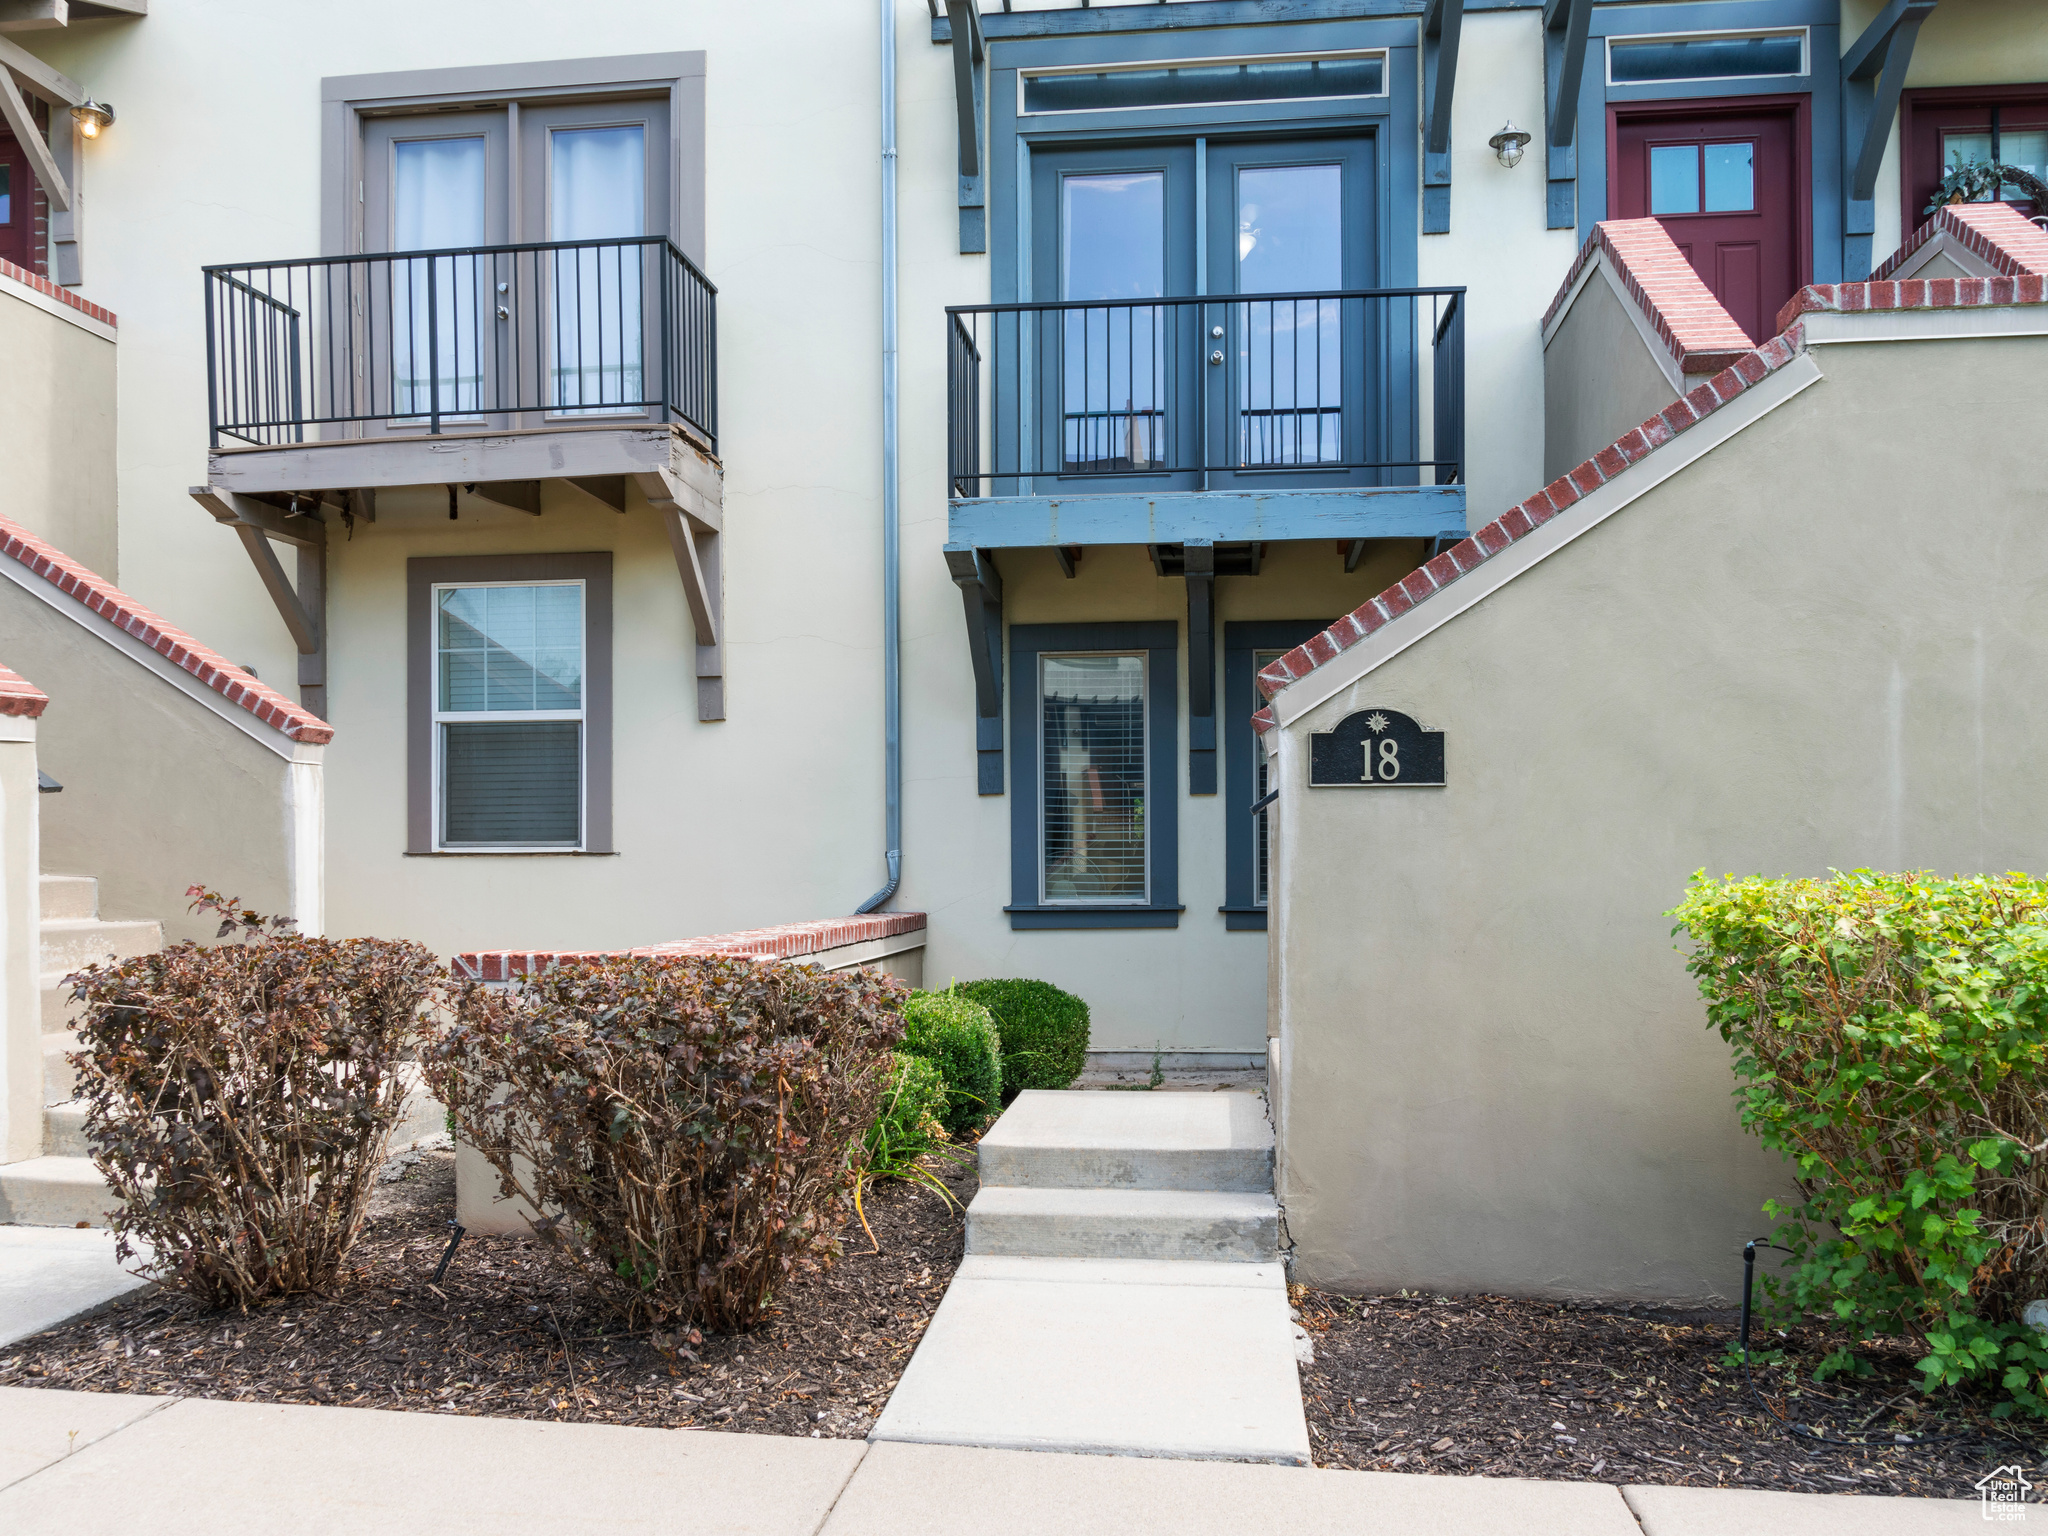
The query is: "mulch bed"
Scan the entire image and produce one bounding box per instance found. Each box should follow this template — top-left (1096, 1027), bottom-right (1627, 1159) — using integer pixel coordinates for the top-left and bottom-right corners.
top-left (1295, 1288), bottom-right (2040, 1496)
top-left (0, 1148), bottom-right (976, 1440)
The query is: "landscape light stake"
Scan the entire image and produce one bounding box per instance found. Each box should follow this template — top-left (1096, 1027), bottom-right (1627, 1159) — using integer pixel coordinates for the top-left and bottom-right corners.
top-left (431, 1221), bottom-right (466, 1284)
top-left (1736, 1239), bottom-right (1961, 1451)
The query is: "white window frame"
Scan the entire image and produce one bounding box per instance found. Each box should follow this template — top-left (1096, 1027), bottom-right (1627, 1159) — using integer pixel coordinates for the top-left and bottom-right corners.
top-left (1605, 27), bottom-right (1810, 89)
top-left (431, 577), bottom-right (588, 853)
top-left (1018, 48), bottom-right (1391, 118)
top-left (1038, 648), bottom-right (1151, 907)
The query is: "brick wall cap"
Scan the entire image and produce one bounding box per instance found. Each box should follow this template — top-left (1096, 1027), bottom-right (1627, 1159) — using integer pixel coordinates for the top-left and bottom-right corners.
top-left (0, 663), bottom-right (48, 718)
top-left (456, 911), bottom-right (930, 981)
top-left (0, 515), bottom-right (331, 744)
top-left (0, 256), bottom-right (118, 328)
top-left (1870, 200), bottom-right (2048, 284)
top-left (1542, 218), bottom-right (1756, 372)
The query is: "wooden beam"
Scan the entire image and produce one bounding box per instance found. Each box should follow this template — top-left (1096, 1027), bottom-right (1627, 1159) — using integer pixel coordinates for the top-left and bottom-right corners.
top-left (0, 2), bottom-right (69, 35)
top-left (632, 455), bottom-right (721, 533)
top-left (640, 469), bottom-right (724, 722)
top-left (190, 484), bottom-right (325, 550)
top-left (295, 524), bottom-right (327, 718)
top-left (1542, 0), bottom-right (1592, 230)
top-left (0, 31), bottom-right (80, 103)
top-left (1184, 541), bottom-right (1216, 795)
top-left (70, 0), bottom-right (144, 14)
top-left (1421, 0), bottom-right (1465, 234)
top-left (1845, 0), bottom-right (1937, 203)
top-left (466, 479), bottom-right (542, 515)
top-left (0, 60), bottom-right (67, 211)
top-left (943, 545), bottom-right (1004, 794)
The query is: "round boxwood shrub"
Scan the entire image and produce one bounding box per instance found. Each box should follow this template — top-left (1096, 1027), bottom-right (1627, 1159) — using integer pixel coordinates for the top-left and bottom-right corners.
top-left (899, 988), bottom-right (1002, 1138)
top-left (955, 978), bottom-right (1090, 1098)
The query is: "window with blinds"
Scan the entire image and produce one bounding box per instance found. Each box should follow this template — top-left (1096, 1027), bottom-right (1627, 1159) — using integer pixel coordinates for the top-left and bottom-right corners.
top-left (435, 581), bottom-right (585, 848)
top-left (1041, 653), bottom-right (1147, 903)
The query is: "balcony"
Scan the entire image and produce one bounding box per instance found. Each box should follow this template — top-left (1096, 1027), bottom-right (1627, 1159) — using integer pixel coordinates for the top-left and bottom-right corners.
top-left (942, 286), bottom-right (1466, 795)
top-left (943, 286), bottom-right (1467, 553)
top-left (190, 236), bottom-right (726, 720)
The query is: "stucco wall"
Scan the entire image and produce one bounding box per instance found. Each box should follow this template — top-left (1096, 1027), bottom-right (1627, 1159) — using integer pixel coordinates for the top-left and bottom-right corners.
top-left (1542, 269), bottom-right (1679, 484)
top-left (0, 284), bottom-right (117, 581)
top-left (0, 717), bottom-right (40, 1163)
top-left (0, 576), bottom-right (299, 944)
top-left (1270, 327), bottom-right (2048, 1302)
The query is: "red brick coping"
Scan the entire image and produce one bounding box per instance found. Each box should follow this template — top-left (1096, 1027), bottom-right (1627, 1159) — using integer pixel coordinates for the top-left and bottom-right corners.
top-left (0, 256), bottom-right (116, 329)
top-left (456, 911), bottom-right (929, 981)
top-left (1542, 217), bottom-right (1757, 370)
top-left (1869, 201), bottom-right (2048, 283)
top-left (0, 515), bottom-right (332, 745)
top-left (0, 663), bottom-right (49, 718)
top-left (1257, 268), bottom-right (2048, 721)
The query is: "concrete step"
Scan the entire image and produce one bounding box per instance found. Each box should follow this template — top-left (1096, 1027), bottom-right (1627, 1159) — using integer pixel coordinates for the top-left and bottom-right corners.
top-left (966, 1187), bottom-right (1279, 1262)
top-left (39, 875), bottom-right (98, 921)
top-left (977, 1090), bottom-right (1274, 1193)
top-left (44, 1100), bottom-right (89, 1158)
top-left (40, 918), bottom-right (161, 977)
top-left (43, 1030), bottom-right (78, 1105)
top-left (0, 1156), bottom-right (115, 1227)
top-left (871, 1256), bottom-right (1310, 1464)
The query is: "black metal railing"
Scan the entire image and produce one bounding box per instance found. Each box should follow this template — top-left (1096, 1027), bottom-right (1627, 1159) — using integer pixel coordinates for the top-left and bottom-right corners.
top-left (945, 287), bottom-right (1463, 498)
top-left (204, 235), bottom-right (717, 450)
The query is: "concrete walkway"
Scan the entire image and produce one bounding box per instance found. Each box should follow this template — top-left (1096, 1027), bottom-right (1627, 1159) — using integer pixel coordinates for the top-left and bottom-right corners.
top-left (0, 1228), bottom-right (151, 1349)
top-left (0, 1387), bottom-right (1994, 1535)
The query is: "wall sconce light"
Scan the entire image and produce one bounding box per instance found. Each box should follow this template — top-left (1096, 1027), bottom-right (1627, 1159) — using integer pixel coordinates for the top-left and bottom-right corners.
top-left (1489, 121), bottom-right (1532, 169)
top-left (70, 99), bottom-right (115, 139)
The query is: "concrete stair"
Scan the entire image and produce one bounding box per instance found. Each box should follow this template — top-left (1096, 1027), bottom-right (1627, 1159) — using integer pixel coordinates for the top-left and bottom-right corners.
top-left (3, 876), bottom-right (160, 1228)
top-left (875, 1089), bottom-right (1308, 1463)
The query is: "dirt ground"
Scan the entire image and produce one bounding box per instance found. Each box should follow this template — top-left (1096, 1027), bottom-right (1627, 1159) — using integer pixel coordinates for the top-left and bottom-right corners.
top-left (0, 1148), bottom-right (977, 1439)
top-left (1295, 1288), bottom-right (2041, 1496)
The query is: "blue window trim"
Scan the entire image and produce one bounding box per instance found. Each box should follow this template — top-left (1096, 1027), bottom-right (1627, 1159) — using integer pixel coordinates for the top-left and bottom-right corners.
top-left (1221, 621), bottom-right (1329, 932)
top-left (987, 17), bottom-right (1421, 308)
top-left (1008, 621), bottom-right (1182, 931)
top-left (1579, 0), bottom-right (1842, 284)
top-left (937, 1), bottom-right (1538, 46)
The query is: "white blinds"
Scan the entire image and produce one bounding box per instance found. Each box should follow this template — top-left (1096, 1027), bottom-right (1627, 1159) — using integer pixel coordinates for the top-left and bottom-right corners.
top-left (1041, 653), bottom-right (1147, 902)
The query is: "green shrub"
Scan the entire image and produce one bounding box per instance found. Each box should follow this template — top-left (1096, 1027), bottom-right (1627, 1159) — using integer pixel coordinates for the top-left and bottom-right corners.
top-left (899, 987), bottom-right (1002, 1138)
top-left (426, 954), bottom-right (905, 1332)
top-left (955, 978), bottom-right (1090, 1097)
top-left (67, 888), bottom-right (444, 1308)
top-left (864, 1051), bottom-right (949, 1172)
top-left (1670, 870), bottom-right (2048, 1419)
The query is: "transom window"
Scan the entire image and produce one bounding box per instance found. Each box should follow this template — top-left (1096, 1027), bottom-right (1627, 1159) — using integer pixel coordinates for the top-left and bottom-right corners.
top-left (433, 581), bottom-right (585, 850)
top-left (1606, 30), bottom-right (1807, 87)
top-left (1041, 653), bottom-right (1148, 904)
top-left (1022, 50), bottom-right (1387, 116)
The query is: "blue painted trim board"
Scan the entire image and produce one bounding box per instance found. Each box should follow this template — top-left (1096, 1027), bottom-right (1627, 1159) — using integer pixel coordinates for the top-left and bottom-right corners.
top-left (1223, 620), bottom-right (1331, 931)
top-left (949, 486), bottom-right (1466, 550)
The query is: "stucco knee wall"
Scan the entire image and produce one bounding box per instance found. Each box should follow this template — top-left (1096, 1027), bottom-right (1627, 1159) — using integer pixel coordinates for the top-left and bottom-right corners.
top-left (0, 576), bottom-right (300, 943)
top-left (0, 287), bottom-right (117, 582)
top-left (1271, 330), bottom-right (2048, 1304)
top-left (1542, 267), bottom-right (1679, 485)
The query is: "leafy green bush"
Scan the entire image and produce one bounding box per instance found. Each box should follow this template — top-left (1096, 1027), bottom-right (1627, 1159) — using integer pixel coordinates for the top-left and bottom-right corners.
top-left (899, 987), bottom-right (1002, 1138)
top-left (864, 1051), bottom-right (948, 1171)
top-left (1670, 870), bottom-right (2048, 1419)
top-left (955, 978), bottom-right (1090, 1097)
top-left (67, 889), bottom-right (444, 1308)
top-left (426, 954), bottom-right (904, 1332)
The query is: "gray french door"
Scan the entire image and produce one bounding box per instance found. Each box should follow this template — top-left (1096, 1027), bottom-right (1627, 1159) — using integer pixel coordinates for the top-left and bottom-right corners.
top-left (1026, 135), bottom-right (1379, 491)
top-left (1202, 136), bottom-right (1380, 491)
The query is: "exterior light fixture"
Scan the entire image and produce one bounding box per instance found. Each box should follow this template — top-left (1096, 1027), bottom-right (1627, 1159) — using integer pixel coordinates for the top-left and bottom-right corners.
top-left (70, 99), bottom-right (115, 139)
top-left (1488, 121), bottom-right (1532, 169)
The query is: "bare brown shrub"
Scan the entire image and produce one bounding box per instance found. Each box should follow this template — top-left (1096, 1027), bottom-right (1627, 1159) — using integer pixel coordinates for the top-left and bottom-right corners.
top-left (425, 954), bottom-right (905, 1333)
top-left (67, 890), bottom-right (445, 1308)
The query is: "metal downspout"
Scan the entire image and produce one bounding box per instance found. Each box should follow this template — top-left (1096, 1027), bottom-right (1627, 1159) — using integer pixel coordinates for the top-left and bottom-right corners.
top-left (857, 0), bottom-right (903, 914)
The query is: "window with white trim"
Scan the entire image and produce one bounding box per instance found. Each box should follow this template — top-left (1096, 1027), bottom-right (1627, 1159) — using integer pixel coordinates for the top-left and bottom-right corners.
top-left (433, 580), bottom-right (585, 850)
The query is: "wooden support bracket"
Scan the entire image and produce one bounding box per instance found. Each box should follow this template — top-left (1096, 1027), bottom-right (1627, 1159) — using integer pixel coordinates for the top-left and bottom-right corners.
top-left (635, 464), bottom-right (724, 721)
top-left (1421, 0), bottom-right (1465, 235)
top-left (466, 480), bottom-right (542, 515)
top-left (0, 54), bottom-right (67, 210)
top-left (1543, 0), bottom-right (1593, 231)
top-left (192, 487), bottom-right (324, 700)
top-left (944, 544), bottom-right (1004, 795)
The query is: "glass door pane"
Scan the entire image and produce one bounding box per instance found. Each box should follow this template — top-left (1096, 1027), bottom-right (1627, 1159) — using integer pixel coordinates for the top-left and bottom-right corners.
top-left (550, 124), bottom-right (646, 410)
top-left (394, 136), bottom-right (487, 417)
top-left (1062, 171), bottom-right (1167, 472)
top-left (1235, 163), bottom-right (1342, 466)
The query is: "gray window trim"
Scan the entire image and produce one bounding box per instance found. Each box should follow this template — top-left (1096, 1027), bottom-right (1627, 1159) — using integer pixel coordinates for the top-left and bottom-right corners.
top-left (407, 552), bottom-right (613, 855)
top-left (321, 52), bottom-right (707, 265)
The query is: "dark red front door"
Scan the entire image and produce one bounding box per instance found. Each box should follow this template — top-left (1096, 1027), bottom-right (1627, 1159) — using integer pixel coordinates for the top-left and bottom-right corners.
top-left (0, 127), bottom-right (35, 272)
top-left (1614, 106), bottom-right (1800, 346)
